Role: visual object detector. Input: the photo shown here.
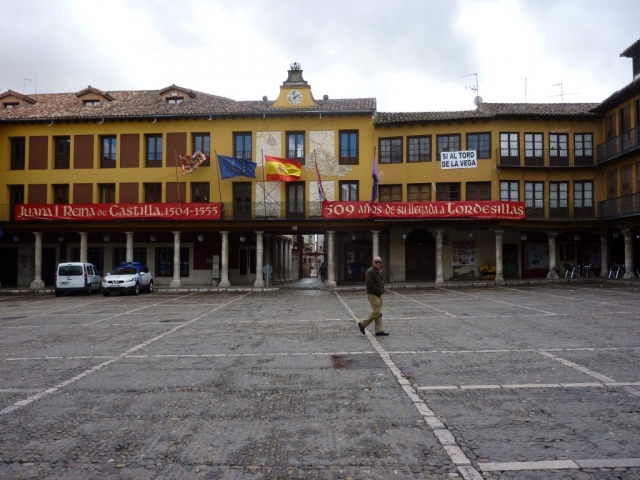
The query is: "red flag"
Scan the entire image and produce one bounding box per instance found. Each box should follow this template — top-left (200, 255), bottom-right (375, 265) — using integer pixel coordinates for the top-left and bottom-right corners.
top-left (180, 151), bottom-right (208, 175)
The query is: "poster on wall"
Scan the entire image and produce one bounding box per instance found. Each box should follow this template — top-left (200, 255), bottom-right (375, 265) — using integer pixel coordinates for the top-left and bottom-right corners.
top-left (452, 241), bottom-right (476, 267)
top-left (525, 243), bottom-right (549, 269)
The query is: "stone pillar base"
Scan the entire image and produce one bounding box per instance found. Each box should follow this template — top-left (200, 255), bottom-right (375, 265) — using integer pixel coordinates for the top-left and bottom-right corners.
top-left (623, 272), bottom-right (635, 279)
top-left (254, 280), bottom-right (265, 288)
top-left (30, 280), bottom-right (45, 290)
top-left (546, 271), bottom-right (559, 279)
top-left (435, 278), bottom-right (444, 284)
top-left (325, 280), bottom-right (336, 289)
top-left (218, 280), bottom-right (231, 288)
top-left (170, 279), bottom-right (182, 288)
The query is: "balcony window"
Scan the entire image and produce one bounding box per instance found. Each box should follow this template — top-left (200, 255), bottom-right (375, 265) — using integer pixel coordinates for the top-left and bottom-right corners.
top-left (339, 181), bottom-right (359, 201)
top-left (549, 182), bottom-right (568, 218)
top-left (233, 132), bottom-right (252, 160)
top-left (54, 136), bottom-right (71, 169)
top-left (339, 131), bottom-right (359, 165)
top-left (53, 184), bottom-right (69, 204)
top-left (500, 181), bottom-right (519, 202)
top-left (98, 184), bottom-right (116, 203)
top-left (499, 133), bottom-right (519, 165)
top-left (192, 133), bottom-right (210, 165)
top-left (524, 133), bottom-right (543, 166)
top-left (100, 136), bottom-right (117, 168)
top-left (379, 137), bottom-right (403, 164)
top-left (144, 183), bottom-right (162, 203)
top-left (549, 134), bottom-right (568, 166)
top-left (574, 181), bottom-right (594, 218)
top-left (286, 182), bottom-right (305, 219)
top-left (574, 133), bottom-right (594, 166)
top-left (145, 134), bottom-right (163, 167)
top-left (10, 137), bottom-right (25, 170)
top-left (191, 182), bottom-right (210, 203)
top-left (286, 132), bottom-right (305, 163)
top-left (525, 182), bottom-right (544, 217)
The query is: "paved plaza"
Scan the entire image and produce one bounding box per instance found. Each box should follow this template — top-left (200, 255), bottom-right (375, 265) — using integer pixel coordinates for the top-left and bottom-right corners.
top-left (0, 282), bottom-right (639, 479)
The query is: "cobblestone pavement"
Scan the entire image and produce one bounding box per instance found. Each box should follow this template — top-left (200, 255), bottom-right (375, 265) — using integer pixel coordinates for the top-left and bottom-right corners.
top-left (0, 282), bottom-right (639, 479)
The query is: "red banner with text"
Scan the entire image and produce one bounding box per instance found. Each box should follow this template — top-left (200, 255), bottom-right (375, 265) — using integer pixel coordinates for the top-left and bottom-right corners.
top-left (15, 203), bottom-right (221, 221)
top-left (321, 201), bottom-right (525, 220)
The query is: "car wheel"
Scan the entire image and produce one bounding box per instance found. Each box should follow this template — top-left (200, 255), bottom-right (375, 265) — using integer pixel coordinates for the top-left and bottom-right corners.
top-left (85, 284), bottom-right (92, 295)
top-left (55, 289), bottom-right (61, 297)
top-left (148, 281), bottom-right (154, 293)
top-left (103, 291), bottom-right (111, 297)
top-left (133, 282), bottom-right (140, 296)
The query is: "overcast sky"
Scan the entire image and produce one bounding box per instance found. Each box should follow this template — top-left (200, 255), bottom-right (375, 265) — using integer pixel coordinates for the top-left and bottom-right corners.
top-left (1, 0), bottom-right (638, 112)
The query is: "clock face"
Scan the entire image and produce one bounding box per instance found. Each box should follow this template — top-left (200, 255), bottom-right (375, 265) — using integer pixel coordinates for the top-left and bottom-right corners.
top-left (287, 89), bottom-right (303, 105)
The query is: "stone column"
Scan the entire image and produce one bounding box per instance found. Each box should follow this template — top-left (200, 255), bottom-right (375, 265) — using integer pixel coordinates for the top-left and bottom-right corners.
top-left (79, 232), bottom-right (88, 263)
top-left (254, 231), bottom-right (265, 288)
top-left (125, 231), bottom-right (134, 263)
top-left (170, 231), bottom-right (181, 288)
top-left (547, 232), bottom-right (559, 279)
top-left (372, 230), bottom-right (380, 259)
top-left (435, 229), bottom-right (444, 284)
top-left (494, 230), bottom-right (504, 282)
top-left (219, 231), bottom-right (231, 288)
top-left (264, 235), bottom-right (272, 286)
top-left (622, 229), bottom-right (635, 279)
top-left (30, 232), bottom-right (45, 289)
top-left (275, 237), bottom-right (283, 283)
top-left (600, 231), bottom-right (609, 278)
top-left (326, 231), bottom-right (336, 288)
top-left (284, 239), bottom-right (290, 282)
top-left (287, 239), bottom-right (293, 281)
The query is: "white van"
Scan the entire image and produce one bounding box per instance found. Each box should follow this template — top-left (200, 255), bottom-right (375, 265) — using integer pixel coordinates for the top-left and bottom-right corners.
top-left (55, 262), bottom-right (101, 296)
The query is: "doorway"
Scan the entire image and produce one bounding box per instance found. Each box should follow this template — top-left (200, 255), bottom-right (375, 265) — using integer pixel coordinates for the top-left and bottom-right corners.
top-left (344, 240), bottom-right (372, 283)
top-left (0, 248), bottom-right (18, 286)
top-left (503, 244), bottom-right (518, 279)
top-left (233, 182), bottom-right (252, 220)
top-left (42, 247), bottom-right (57, 286)
top-left (405, 229), bottom-right (436, 281)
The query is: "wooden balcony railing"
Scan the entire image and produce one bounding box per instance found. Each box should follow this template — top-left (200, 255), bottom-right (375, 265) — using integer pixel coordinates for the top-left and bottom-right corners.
top-left (596, 125), bottom-right (640, 164)
top-left (599, 192), bottom-right (640, 220)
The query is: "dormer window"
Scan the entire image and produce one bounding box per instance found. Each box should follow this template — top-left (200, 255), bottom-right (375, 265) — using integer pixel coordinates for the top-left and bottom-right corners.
top-left (167, 97), bottom-right (184, 104)
top-left (4, 102), bottom-right (19, 109)
top-left (84, 100), bottom-right (100, 107)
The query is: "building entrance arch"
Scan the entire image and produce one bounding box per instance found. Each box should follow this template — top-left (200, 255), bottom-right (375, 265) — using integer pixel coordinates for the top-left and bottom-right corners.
top-left (405, 229), bottom-right (436, 281)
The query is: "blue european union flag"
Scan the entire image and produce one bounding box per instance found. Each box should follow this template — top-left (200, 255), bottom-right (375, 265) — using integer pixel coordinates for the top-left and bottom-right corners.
top-left (217, 155), bottom-right (257, 180)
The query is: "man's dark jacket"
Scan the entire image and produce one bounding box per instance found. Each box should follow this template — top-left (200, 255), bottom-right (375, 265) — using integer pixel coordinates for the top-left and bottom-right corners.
top-left (365, 266), bottom-right (385, 297)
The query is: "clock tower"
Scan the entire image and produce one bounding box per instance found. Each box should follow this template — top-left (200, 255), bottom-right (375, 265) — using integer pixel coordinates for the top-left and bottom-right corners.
top-left (272, 62), bottom-right (317, 108)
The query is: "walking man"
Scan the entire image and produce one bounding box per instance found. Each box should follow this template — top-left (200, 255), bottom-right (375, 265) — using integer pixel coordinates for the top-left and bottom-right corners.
top-left (358, 256), bottom-right (388, 336)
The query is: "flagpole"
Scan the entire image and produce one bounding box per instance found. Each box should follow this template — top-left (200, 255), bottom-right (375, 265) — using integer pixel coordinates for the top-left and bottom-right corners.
top-left (173, 151), bottom-right (181, 204)
top-left (214, 150), bottom-right (223, 203)
top-left (261, 150), bottom-right (267, 219)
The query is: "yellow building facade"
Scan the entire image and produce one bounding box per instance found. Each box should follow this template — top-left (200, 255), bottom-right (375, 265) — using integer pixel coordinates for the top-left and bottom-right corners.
top-left (1, 43), bottom-right (640, 288)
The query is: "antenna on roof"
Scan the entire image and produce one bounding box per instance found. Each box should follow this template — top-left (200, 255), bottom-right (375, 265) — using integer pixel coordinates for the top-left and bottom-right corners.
top-left (23, 78), bottom-right (32, 93)
top-left (462, 72), bottom-right (479, 106)
top-left (548, 83), bottom-right (578, 103)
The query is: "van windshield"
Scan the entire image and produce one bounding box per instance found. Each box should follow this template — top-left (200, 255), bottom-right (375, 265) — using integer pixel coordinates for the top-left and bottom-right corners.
top-left (59, 265), bottom-right (83, 276)
top-left (111, 268), bottom-right (137, 275)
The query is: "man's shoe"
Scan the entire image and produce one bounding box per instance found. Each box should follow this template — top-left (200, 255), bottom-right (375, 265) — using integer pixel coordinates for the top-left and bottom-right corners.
top-left (358, 322), bottom-right (366, 335)
top-left (375, 332), bottom-right (389, 336)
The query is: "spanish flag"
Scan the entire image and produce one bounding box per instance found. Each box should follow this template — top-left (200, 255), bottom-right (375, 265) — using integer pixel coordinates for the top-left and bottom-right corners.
top-left (264, 156), bottom-right (302, 182)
